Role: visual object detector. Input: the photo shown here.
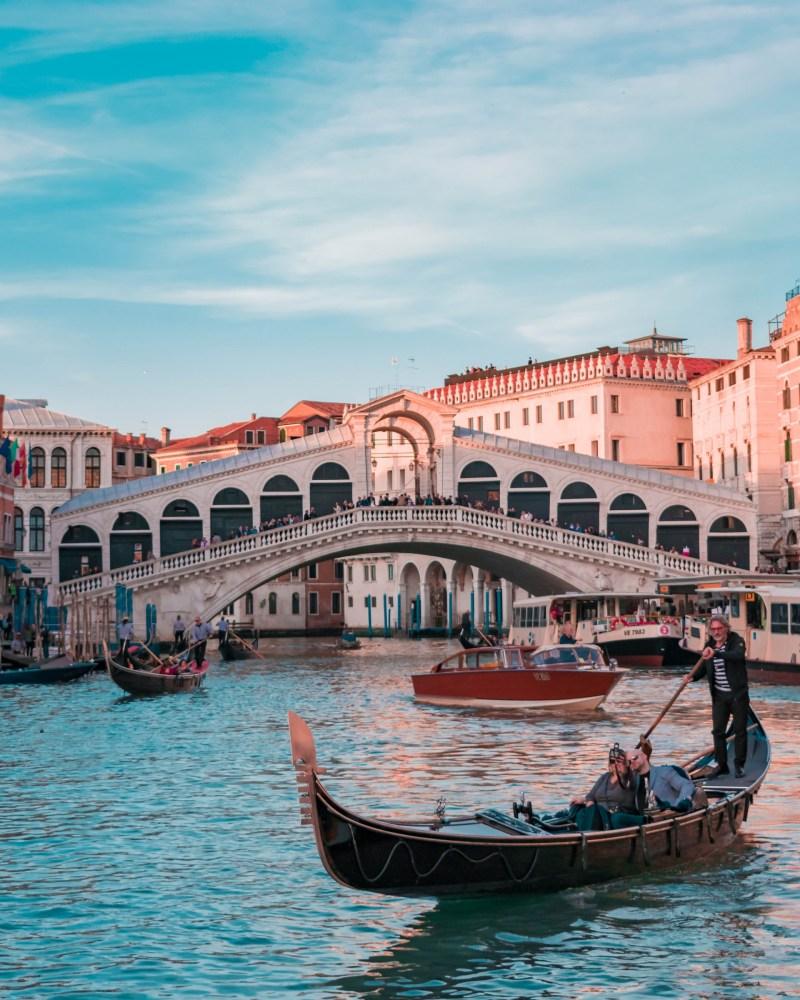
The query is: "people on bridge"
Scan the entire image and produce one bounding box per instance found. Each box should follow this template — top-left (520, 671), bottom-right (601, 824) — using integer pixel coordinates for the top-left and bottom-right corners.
top-left (692, 614), bottom-right (749, 779)
top-left (118, 616), bottom-right (134, 665)
top-left (627, 740), bottom-right (702, 812)
top-left (189, 615), bottom-right (212, 669)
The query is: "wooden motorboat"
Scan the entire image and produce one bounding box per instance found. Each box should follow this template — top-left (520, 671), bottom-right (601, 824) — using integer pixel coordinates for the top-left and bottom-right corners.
top-left (288, 707), bottom-right (770, 897)
top-left (0, 657), bottom-right (95, 685)
top-left (104, 644), bottom-right (209, 695)
top-left (411, 643), bottom-right (624, 709)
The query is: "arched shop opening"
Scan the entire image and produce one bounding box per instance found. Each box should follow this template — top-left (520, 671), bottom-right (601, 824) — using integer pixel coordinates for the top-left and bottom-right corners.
top-left (160, 499), bottom-right (202, 556)
top-left (607, 493), bottom-right (649, 545)
top-left (110, 511), bottom-right (153, 568)
top-left (656, 505), bottom-right (699, 558)
top-left (211, 487), bottom-right (253, 539)
top-left (507, 471), bottom-right (549, 519)
top-left (707, 516), bottom-right (750, 569)
top-left (261, 474), bottom-right (303, 522)
top-left (557, 482), bottom-right (599, 532)
top-left (457, 461), bottom-right (500, 507)
top-left (59, 525), bottom-right (102, 581)
top-left (310, 463), bottom-right (352, 514)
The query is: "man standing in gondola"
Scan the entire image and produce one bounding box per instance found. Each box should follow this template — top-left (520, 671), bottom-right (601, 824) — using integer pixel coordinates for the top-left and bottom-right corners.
top-left (118, 616), bottom-right (134, 666)
top-left (692, 614), bottom-right (749, 779)
top-left (217, 614), bottom-right (230, 651)
top-left (189, 615), bottom-right (212, 669)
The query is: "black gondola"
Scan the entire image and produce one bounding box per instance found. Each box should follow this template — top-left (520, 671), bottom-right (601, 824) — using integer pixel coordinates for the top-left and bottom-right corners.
top-left (218, 638), bottom-right (254, 661)
top-left (288, 708), bottom-right (770, 897)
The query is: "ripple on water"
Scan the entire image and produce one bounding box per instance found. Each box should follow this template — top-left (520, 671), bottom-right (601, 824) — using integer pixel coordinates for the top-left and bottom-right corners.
top-left (1, 638), bottom-right (798, 999)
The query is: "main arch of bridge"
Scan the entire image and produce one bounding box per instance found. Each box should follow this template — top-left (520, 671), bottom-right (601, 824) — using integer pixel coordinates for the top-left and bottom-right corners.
top-left (52, 389), bottom-right (757, 590)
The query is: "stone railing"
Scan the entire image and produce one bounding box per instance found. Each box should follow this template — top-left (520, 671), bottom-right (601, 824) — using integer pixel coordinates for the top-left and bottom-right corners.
top-left (56, 504), bottom-right (741, 599)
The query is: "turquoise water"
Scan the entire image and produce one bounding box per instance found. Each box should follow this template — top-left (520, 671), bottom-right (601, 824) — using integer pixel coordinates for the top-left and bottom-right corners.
top-left (1, 638), bottom-right (798, 999)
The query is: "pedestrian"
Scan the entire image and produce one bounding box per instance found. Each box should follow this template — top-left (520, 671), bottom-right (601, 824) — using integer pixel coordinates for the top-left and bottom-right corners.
top-left (41, 624), bottom-right (50, 659)
top-left (173, 614), bottom-right (186, 652)
top-left (217, 614), bottom-right (229, 650)
top-left (24, 623), bottom-right (35, 657)
top-left (692, 615), bottom-right (749, 778)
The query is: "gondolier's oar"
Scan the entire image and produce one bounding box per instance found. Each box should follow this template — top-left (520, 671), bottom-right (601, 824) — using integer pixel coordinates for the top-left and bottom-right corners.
top-left (228, 627), bottom-right (268, 661)
top-left (138, 640), bottom-right (167, 668)
top-left (638, 655), bottom-right (706, 747)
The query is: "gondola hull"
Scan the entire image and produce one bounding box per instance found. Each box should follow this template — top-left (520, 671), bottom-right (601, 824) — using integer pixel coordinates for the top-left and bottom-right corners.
top-left (219, 641), bottom-right (252, 661)
top-left (107, 655), bottom-right (209, 695)
top-left (289, 709), bottom-right (769, 897)
top-left (0, 660), bottom-right (95, 685)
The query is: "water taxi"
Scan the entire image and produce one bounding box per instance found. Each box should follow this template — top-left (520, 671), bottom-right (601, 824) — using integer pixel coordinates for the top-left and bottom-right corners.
top-left (658, 575), bottom-right (800, 683)
top-left (510, 592), bottom-right (692, 667)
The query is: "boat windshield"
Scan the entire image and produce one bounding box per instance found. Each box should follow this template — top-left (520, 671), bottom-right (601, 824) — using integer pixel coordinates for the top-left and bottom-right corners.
top-left (525, 645), bottom-right (605, 668)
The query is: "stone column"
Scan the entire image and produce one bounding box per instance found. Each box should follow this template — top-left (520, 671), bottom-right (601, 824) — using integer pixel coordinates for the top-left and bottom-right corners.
top-left (502, 579), bottom-right (514, 631)
top-left (420, 581), bottom-right (431, 629)
top-left (472, 569), bottom-right (484, 628)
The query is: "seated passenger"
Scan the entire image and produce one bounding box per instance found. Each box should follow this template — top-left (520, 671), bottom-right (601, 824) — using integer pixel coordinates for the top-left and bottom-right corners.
top-left (627, 740), bottom-right (700, 813)
top-left (559, 622), bottom-right (577, 645)
top-left (569, 743), bottom-right (644, 831)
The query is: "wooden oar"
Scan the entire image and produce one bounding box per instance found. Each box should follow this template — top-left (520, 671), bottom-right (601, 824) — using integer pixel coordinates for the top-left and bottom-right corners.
top-left (228, 626), bottom-right (268, 662)
top-left (638, 655), bottom-right (707, 747)
top-left (137, 639), bottom-right (167, 668)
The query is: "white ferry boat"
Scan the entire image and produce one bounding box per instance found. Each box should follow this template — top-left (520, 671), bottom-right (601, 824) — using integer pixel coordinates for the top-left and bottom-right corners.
top-left (510, 591), bottom-right (692, 667)
top-left (657, 576), bottom-right (800, 684)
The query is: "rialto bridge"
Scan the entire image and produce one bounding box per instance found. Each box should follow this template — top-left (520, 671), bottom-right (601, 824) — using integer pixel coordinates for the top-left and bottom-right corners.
top-left (52, 390), bottom-right (756, 632)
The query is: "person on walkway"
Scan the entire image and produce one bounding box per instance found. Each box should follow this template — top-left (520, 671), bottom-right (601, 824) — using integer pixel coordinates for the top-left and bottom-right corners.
top-left (118, 616), bottom-right (134, 666)
top-left (627, 740), bottom-right (700, 812)
top-left (173, 614), bottom-right (186, 652)
top-left (24, 623), bottom-right (36, 657)
top-left (217, 615), bottom-right (229, 650)
top-left (692, 614), bottom-right (749, 778)
top-left (41, 625), bottom-right (50, 659)
top-left (189, 615), bottom-right (211, 669)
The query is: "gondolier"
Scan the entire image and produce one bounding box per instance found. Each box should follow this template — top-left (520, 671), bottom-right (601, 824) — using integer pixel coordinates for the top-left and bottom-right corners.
top-left (217, 615), bottom-right (230, 650)
top-left (692, 614), bottom-right (749, 778)
top-left (173, 614), bottom-right (186, 651)
top-left (190, 616), bottom-right (212, 669)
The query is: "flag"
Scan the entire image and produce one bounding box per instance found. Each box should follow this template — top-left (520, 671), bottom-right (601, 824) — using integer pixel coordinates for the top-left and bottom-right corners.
top-left (0, 436), bottom-right (11, 474)
top-left (18, 442), bottom-right (26, 486)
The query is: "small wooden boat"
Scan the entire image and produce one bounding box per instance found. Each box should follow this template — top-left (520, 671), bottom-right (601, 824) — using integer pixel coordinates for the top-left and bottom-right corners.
top-left (105, 645), bottom-right (209, 695)
top-left (337, 632), bottom-right (361, 650)
top-left (411, 643), bottom-right (623, 709)
top-left (288, 707), bottom-right (770, 897)
top-left (0, 658), bottom-right (95, 685)
top-left (219, 638), bottom-right (254, 662)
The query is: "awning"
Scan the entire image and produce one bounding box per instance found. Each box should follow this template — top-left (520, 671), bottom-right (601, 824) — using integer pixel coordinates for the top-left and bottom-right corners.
top-left (19, 564), bottom-right (32, 573)
top-left (0, 557), bottom-right (17, 572)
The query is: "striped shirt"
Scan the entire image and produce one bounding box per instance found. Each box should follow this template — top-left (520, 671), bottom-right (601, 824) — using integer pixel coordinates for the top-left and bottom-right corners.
top-left (712, 644), bottom-right (731, 692)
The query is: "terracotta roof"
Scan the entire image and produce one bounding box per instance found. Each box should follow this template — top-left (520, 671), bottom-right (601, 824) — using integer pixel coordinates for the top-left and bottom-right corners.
top-left (156, 417), bottom-right (279, 455)
top-left (112, 432), bottom-right (161, 449)
top-left (279, 400), bottom-right (346, 422)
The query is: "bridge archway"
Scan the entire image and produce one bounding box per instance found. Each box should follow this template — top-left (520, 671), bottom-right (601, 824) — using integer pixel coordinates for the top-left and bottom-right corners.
top-left (59, 525), bottom-right (102, 581)
top-left (508, 471), bottom-right (549, 519)
top-left (657, 504), bottom-right (699, 557)
top-left (160, 498), bottom-right (202, 556)
top-left (211, 487), bottom-right (253, 540)
top-left (558, 482), bottom-right (599, 532)
top-left (458, 461), bottom-right (500, 507)
top-left (310, 462), bottom-right (352, 514)
top-left (260, 474), bottom-right (302, 523)
top-left (607, 493), bottom-right (649, 545)
top-left (110, 511), bottom-right (152, 569)
top-left (400, 562), bottom-right (421, 630)
top-left (424, 561), bottom-right (448, 628)
top-left (707, 515), bottom-right (749, 569)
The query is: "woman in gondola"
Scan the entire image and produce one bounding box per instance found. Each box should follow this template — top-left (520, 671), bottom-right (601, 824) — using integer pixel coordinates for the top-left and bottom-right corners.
top-left (570, 743), bottom-right (643, 831)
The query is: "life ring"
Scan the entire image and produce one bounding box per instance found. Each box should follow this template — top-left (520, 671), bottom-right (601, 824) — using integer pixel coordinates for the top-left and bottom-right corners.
top-left (659, 624), bottom-right (669, 635)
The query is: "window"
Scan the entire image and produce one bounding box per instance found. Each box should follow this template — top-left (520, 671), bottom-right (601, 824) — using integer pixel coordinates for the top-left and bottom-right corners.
top-left (308, 562), bottom-right (318, 580)
top-left (363, 565), bottom-right (370, 582)
top-left (364, 596), bottom-right (377, 608)
top-left (174, 464), bottom-right (181, 472)
top-left (245, 430), bottom-right (254, 444)
top-left (85, 448), bottom-right (101, 488)
top-left (467, 417), bottom-right (474, 430)
top-left (558, 402), bottom-right (565, 420)
top-left (567, 400), bottom-right (574, 418)
top-left (291, 592), bottom-right (301, 615)
top-left (747, 442), bottom-right (752, 473)
top-left (522, 407), bottom-right (529, 426)
top-left (14, 507), bottom-right (24, 550)
top-left (610, 395), bottom-right (619, 414)
top-left (568, 443), bottom-right (575, 452)
top-left (504, 411), bottom-right (511, 429)
top-left (334, 562), bottom-right (344, 580)
top-left (697, 460), bottom-right (703, 480)
top-left (291, 567), bottom-right (301, 580)
top-left (29, 448), bottom-right (45, 488)
top-left (245, 592), bottom-right (254, 615)
top-left (716, 378), bottom-right (724, 392)
top-left (160, 467), bottom-right (166, 475)
top-left (29, 507), bottom-right (45, 551)
top-left (477, 417), bottom-right (484, 431)
top-left (611, 439), bottom-right (620, 462)
top-left (535, 405), bottom-right (542, 424)
top-left (134, 452), bottom-right (145, 468)
top-left (494, 413), bottom-right (501, 430)
top-left (786, 433), bottom-right (793, 462)
top-left (789, 484), bottom-right (796, 510)
top-left (115, 450), bottom-right (126, 467)
top-left (347, 596), bottom-right (354, 608)
top-left (677, 443), bottom-right (686, 466)
top-left (675, 398), bottom-right (685, 417)
top-left (791, 604), bottom-right (800, 635)
top-left (257, 430), bottom-right (265, 444)
top-left (733, 448), bottom-right (738, 476)
top-left (590, 395), bottom-right (598, 415)
top-left (387, 564), bottom-right (394, 581)
top-left (308, 592), bottom-right (319, 615)
top-left (771, 603), bottom-right (788, 634)
top-left (742, 365), bottom-right (750, 380)
top-left (52, 448), bottom-right (67, 488)
top-left (709, 456), bottom-right (714, 480)
top-left (781, 347), bottom-right (790, 363)
top-left (719, 451), bottom-right (725, 479)
top-left (268, 592), bottom-right (277, 615)
top-left (591, 440), bottom-right (599, 457)
top-left (370, 564), bottom-right (377, 581)
top-left (783, 382), bottom-right (791, 409)
top-left (347, 565), bottom-right (353, 583)
top-left (386, 470), bottom-right (393, 491)
top-left (728, 372), bottom-right (736, 387)
top-left (331, 592), bottom-right (342, 614)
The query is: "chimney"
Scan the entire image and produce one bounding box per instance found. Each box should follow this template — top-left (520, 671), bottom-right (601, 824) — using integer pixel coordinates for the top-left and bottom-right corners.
top-left (160, 426), bottom-right (171, 446)
top-left (251, 412), bottom-right (256, 421)
top-left (737, 317), bottom-right (752, 357)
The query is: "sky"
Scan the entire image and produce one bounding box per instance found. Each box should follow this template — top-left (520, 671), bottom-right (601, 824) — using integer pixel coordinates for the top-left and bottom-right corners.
top-left (1, 0), bottom-right (799, 437)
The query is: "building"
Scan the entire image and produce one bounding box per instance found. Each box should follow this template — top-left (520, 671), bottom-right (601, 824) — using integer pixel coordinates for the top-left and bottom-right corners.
top-left (0, 395), bottom-right (16, 609)
top-left (232, 558), bottom-right (345, 635)
top-left (771, 281), bottom-right (800, 568)
top-left (278, 400), bottom-right (347, 442)
top-left (154, 415), bottom-right (280, 474)
top-left (423, 331), bottom-right (727, 478)
top-left (690, 317), bottom-right (781, 565)
top-left (4, 398), bottom-right (159, 585)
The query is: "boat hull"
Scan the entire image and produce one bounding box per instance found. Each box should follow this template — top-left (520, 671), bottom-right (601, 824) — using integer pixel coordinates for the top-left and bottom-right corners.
top-left (107, 657), bottom-right (208, 695)
top-left (411, 668), bottom-right (622, 709)
top-left (595, 635), bottom-right (696, 667)
top-left (0, 661), bottom-right (95, 685)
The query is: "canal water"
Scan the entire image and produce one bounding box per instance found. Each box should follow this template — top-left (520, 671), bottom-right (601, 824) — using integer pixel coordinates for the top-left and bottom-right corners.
top-left (1, 638), bottom-right (798, 998)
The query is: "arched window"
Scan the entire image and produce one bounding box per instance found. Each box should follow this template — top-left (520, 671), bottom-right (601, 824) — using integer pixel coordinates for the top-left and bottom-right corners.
top-left (311, 463), bottom-right (350, 481)
top-left (310, 463), bottom-right (352, 514)
top-left (213, 487), bottom-right (250, 506)
top-left (561, 482), bottom-right (597, 500)
top-left (261, 475), bottom-right (302, 522)
top-left (14, 507), bottom-right (24, 550)
top-left (708, 515), bottom-right (750, 569)
top-left (656, 505), bottom-right (699, 558)
top-left (160, 499), bottom-right (202, 556)
top-left (51, 447), bottom-right (67, 488)
top-left (291, 592), bottom-right (301, 615)
top-left (733, 447), bottom-right (739, 476)
top-left (607, 494), bottom-right (648, 545)
top-left (557, 482), bottom-right (599, 532)
top-left (29, 448), bottom-right (45, 488)
top-left (211, 488), bottom-right (252, 539)
top-left (279, 428), bottom-right (287, 443)
top-left (783, 381), bottom-right (791, 409)
top-left (268, 592), bottom-right (277, 615)
top-left (85, 447), bottom-right (101, 488)
top-left (29, 507), bottom-right (45, 551)
top-left (457, 461), bottom-right (500, 507)
top-left (507, 471), bottom-right (549, 519)
top-left (110, 511), bottom-right (152, 569)
top-left (58, 524), bottom-right (102, 581)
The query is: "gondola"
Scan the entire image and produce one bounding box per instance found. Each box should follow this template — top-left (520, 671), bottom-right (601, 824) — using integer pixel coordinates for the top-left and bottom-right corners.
top-left (218, 638), bottom-right (254, 662)
top-left (288, 707), bottom-right (770, 897)
top-left (104, 644), bottom-right (209, 695)
top-left (0, 657), bottom-right (95, 685)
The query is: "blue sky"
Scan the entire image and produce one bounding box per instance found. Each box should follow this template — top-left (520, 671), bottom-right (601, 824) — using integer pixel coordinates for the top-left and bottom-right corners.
top-left (1, 0), bottom-right (799, 436)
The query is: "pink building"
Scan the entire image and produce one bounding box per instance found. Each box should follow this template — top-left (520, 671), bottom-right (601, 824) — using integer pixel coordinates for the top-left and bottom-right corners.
top-left (772, 282), bottom-right (800, 567)
top-left (0, 394), bottom-right (16, 607)
top-left (154, 415), bottom-right (280, 475)
top-left (426, 330), bottom-right (728, 476)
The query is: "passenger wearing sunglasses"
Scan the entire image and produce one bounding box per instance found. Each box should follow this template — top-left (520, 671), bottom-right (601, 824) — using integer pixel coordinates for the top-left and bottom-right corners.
top-left (692, 614), bottom-right (749, 779)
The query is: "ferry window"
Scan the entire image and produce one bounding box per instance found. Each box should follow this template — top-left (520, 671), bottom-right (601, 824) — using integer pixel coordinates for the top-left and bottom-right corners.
top-left (729, 596), bottom-right (740, 619)
top-left (513, 608), bottom-right (522, 626)
top-left (771, 603), bottom-right (788, 634)
top-left (791, 605), bottom-right (800, 635)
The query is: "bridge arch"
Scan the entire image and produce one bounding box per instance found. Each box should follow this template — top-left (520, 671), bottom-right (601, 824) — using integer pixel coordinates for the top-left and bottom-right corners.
top-left (558, 482), bottom-right (599, 532)
top-left (507, 470), bottom-right (549, 520)
top-left (707, 515), bottom-right (750, 568)
top-left (160, 498), bottom-right (202, 556)
top-left (458, 461), bottom-right (500, 507)
top-left (261, 474), bottom-right (302, 523)
top-left (310, 462), bottom-right (352, 513)
top-left (656, 504), bottom-right (699, 557)
top-left (211, 487), bottom-right (253, 540)
top-left (110, 511), bottom-right (152, 569)
top-left (59, 524), bottom-right (102, 581)
top-left (607, 492), bottom-right (649, 545)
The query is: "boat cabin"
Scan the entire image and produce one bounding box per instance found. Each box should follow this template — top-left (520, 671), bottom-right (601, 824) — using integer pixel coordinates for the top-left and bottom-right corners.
top-left (432, 643), bottom-right (608, 673)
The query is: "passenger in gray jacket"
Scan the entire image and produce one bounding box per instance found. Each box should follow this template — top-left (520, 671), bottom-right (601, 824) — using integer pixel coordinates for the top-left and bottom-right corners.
top-left (628, 739), bottom-right (697, 813)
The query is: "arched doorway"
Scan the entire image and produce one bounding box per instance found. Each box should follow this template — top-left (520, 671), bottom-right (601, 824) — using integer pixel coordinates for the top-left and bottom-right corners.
top-left (507, 471), bottom-right (549, 519)
top-left (656, 504), bottom-right (699, 557)
top-left (160, 499), bottom-right (202, 556)
top-left (457, 461), bottom-right (500, 508)
top-left (59, 525), bottom-right (102, 581)
top-left (110, 511), bottom-right (152, 568)
top-left (211, 487), bottom-right (253, 540)
top-left (399, 562), bottom-right (421, 632)
top-left (425, 562), bottom-right (448, 629)
top-left (607, 493), bottom-right (649, 545)
top-left (309, 462), bottom-right (352, 514)
top-left (260, 474), bottom-right (302, 523)
top-left (558, 482), bottom-right (599, 532)
top-left (707, 516), bottom-right (750, 569)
